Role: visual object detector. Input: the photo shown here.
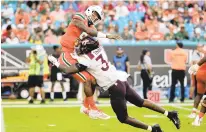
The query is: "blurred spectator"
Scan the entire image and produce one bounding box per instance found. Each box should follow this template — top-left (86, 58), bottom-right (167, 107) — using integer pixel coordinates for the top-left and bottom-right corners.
top-left (37, 1), bottom-right (51, 14)
top-left (165, 28), bottom-right (175, 40)
top-left (145, 17), bottom-right (158, 34)
top-left (108, 23), bottom-right (116, 34)
top-left (135, 23), bottom-right (148, 40)
top-left (30, 19), bottom-right (41, 33)
top-left (2, 18), bottom-right (16, 30)
top-left (50, 3), bottom-right (66, 22)
top-left (113, 47), bottom-right (130, 74)
top-left (158, 21), bottom-right (169, 34)
top-left (30, 3), bottom-right (38, 18)
top-left (15, 9), bottom-right (30, 25)
top-left (29, 34), bottom-right (43, 45)
top-left (103, 1), bottom-right (114, 15)
top-left (114, 1), bottom-right (129, 19)
top-left (161, 1), bottom-right (169, 10)
top-left (63, 1), bottom-right (78, 12)
top-left (44, 29), bottom-right (58, 44)
top-left (40, 10), bottom-right (53, 31)
top-left (190, 3), bottom-right (201, 25)
top-left (128, 20), bottom-right (134, 35)
top-left (78, 1), bottom-right (88, 12)
top-left (1, 2), bottom-right (14, 19)
top-left (192, 28), bottom-right (204, 42)
top-left (121, 26), bottom-right (133, 40)
top-left (5, 32), bottom-right (19, 44)
top-left (197, 17), bottom-right (206, 32)
top-left (127, 1), bottom-right (136, 12)
top-left (174, 25), bottom-right (189, 40)
top-left (40, 9), bottom-right (50, 23)
top-left (1, 1), bottom-right (206, 44)
top-left (138, 1), bottom-right (148, 13)
top-left (104, 10), bottom-right (116, 28)
top-left (15, 24), bottom-right (30, 43)
top-left (55, 22), bottom-right (66, 36)
top-left (1, 25), bottom-right (13, 43)
top-left (150, 27), bottom-right (164, 40)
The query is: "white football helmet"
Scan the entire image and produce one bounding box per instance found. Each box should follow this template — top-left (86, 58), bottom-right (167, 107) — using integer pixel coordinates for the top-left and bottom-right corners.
top-left (85, 5), bottom-right (104, 25)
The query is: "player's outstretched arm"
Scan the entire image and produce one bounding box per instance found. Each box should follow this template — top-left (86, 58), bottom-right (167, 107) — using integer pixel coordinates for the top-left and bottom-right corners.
top-left (48, 55), bottom-right (87, 74)
top-left (71, 19), bottom-right (121, 40)
top-left (58, 64), bottom-right (80, 74)
top-left (58, 63), bottom-right (88, 74)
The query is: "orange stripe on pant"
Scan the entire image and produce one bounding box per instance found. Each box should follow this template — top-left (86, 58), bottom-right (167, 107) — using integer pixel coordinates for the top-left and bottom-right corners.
top-left (196, 70), bottom-right (206, 94)
top-left (58, 52), bottom-right (94, 83)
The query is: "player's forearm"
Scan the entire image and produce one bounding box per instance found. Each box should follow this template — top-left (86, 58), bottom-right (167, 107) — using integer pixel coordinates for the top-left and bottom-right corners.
top-left (81, 26), bottom-right (107, 38)
top-left (198, 56), bottom-right (206, 66)
top-left (86, 28), bottom-right (98, 37)
top-left (58, 64), bottom-right (80, 74)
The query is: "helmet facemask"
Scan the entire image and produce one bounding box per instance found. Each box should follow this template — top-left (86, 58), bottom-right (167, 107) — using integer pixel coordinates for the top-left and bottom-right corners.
top-left (87, 11), bottom-right (101, 25)
top-left (85, 6), bottom-right (103, 26)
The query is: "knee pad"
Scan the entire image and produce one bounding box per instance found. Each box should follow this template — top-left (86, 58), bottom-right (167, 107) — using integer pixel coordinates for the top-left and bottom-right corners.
top-left (117, 115), bottom-right (128, 123)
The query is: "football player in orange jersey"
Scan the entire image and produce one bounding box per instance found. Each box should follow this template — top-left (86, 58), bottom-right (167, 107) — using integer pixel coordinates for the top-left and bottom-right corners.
top-left (188, 52), bottom-right (206, 126)
top-left (59, 5), bottom-right (121, 119)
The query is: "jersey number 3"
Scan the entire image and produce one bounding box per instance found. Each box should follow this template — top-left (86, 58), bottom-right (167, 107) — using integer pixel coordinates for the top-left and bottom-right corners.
top-left (96, 54), bottom-right (109, 71)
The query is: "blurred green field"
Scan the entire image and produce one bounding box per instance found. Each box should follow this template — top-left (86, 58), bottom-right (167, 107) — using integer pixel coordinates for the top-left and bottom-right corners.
top-left (2, 102), bottom-right (206, 132)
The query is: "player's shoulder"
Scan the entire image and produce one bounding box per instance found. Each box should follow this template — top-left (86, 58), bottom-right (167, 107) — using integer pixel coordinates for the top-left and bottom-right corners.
top-left (73, 12), bottom-right (86, 21)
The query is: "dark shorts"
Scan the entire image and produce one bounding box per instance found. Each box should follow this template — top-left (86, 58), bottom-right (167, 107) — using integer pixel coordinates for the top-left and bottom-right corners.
top-left (27, 75), bottom-right (43, 88)
top-left (108, 80), bottom-right (144, 122)
top-left (50, 73), bottom-right (58, 82)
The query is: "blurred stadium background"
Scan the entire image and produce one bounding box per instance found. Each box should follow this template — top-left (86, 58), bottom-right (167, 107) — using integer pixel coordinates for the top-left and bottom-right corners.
top-left (1, 0), bottom-right (206, 132)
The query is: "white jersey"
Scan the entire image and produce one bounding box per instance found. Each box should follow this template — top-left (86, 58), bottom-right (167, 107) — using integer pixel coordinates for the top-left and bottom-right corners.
top-left (71, 46), bottom-right (129, 91)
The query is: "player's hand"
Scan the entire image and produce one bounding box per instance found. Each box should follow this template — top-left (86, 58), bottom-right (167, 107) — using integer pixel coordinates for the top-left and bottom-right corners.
top-left (106, 34), bottom-right (122, 40)
top-left (188, 64), bottom-right (199, 75)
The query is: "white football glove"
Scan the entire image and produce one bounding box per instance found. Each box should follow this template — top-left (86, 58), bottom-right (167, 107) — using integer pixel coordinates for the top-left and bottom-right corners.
top-left (48, 55), bottom-right (60, 67)
top-left (188, 64), bottom-right (199, 75)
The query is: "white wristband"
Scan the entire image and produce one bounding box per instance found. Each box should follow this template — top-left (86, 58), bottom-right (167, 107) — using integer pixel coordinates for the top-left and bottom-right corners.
top-left (97, 32), bottom-right (107, 38)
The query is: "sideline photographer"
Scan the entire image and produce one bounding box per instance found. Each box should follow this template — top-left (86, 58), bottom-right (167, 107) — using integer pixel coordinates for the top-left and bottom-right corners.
top-left (26, 45), bottom-right (46, 104)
